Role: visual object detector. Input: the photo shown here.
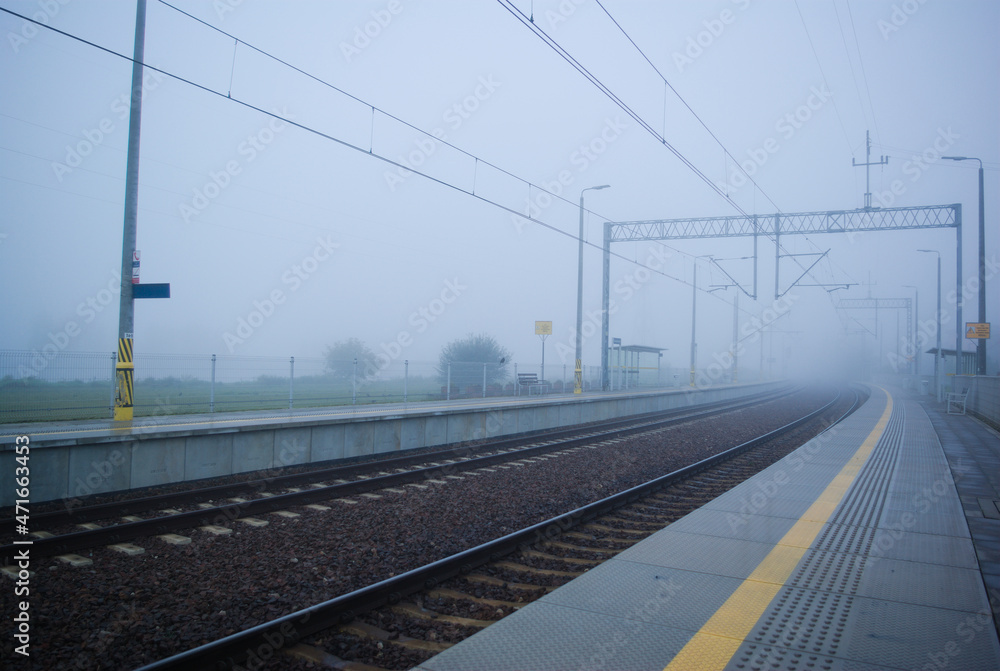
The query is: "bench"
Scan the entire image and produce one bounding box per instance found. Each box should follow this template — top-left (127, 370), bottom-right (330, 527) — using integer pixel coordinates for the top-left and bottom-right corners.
top-left (516, 373), bottom-right (550, 396)
top-left (946, 390), bottom-right (968, 415)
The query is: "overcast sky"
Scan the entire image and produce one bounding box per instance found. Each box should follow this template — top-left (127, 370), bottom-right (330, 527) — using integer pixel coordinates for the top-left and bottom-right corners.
top-left (1, 0), bottom-right (997, 381)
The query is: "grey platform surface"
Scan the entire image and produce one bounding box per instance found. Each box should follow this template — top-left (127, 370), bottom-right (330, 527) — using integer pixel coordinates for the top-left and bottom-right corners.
top-left (0, 382), bottom-right (787, 507)
top-left (0, 385), bottom-right (742, 445)
top-left (914, 389), bottom-right (1000, 645)
top-left (0, 392), bottom-right (591, 443)
top-left (417, 386), bottom-right (1000, 671)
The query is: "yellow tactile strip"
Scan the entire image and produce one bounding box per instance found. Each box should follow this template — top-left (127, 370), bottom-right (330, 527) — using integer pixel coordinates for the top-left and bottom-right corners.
top-left (663, 390), bottom-right (893, 671)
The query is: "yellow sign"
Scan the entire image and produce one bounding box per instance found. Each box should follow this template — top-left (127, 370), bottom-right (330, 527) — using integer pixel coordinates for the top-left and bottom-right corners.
top-left (535, 320), bottom-right (552, 335)
top-left (966, 322), bottom-right (990, 339)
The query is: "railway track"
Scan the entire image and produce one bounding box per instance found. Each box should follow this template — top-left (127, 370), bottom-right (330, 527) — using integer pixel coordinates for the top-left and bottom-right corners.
top-left (0, 385), bottom-right (800, 561)
top-left (133, 385), bottom-right (863, 671)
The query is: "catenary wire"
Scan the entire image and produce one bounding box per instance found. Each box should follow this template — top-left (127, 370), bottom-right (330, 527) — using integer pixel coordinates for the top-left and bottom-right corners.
top-left (592, 0), bottom-right (783, 213)
top-left (524, 0), bottom-right (852, 292)
top-left (0, 3), bottom-right (742, 303)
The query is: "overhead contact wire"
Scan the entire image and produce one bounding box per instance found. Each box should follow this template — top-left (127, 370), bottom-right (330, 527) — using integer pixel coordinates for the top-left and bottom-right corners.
top-left (0, 3), bottom-right (722, 297)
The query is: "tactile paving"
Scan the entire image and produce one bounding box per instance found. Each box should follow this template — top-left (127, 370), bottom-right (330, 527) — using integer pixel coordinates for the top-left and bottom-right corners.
top-left (728, 589), bottom-right (856, 667)
top-left (726, 403), bottom-right (905, 668)
top-left (419, 391), bottom-right (1000, 671)
top-left (725, 399), bottom-right (1000, 670)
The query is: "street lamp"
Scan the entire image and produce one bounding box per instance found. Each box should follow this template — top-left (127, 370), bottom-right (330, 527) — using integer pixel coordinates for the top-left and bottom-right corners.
top-left (902, 284), bottom-right (919, 376)
top-left (576, 184), bottom-right (610, 394)
top-left (918, 250), bottom-right (942, 401)
top-left (943, 156), bottom-right (986, 375)
top-left (690, 255), bottom-right (712, 386)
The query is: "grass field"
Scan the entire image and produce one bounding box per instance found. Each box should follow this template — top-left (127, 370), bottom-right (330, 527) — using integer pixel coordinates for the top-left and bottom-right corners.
top-left (0, 373), bottom-right (456, 424)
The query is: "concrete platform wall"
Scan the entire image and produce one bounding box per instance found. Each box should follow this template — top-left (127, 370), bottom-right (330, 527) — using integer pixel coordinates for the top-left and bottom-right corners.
top-left (2, 382), bottom-right (785, 508)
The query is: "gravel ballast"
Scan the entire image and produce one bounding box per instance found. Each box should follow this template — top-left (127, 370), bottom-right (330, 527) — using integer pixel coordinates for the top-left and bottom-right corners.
top-left (1, 389), bottom-right (837, 670)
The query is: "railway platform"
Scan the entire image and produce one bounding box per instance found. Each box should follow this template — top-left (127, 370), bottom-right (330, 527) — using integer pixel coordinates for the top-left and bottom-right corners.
top-left (0, 382), bottom-right (784, 507)
top-left (416, 385), bottom-right (1000, 671)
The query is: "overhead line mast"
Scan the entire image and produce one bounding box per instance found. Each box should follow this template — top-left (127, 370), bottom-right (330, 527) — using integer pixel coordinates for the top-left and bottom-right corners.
top-left (114, 0), bottom-right (147, 422)
top-left (852, 130), bottom-right (889, 209)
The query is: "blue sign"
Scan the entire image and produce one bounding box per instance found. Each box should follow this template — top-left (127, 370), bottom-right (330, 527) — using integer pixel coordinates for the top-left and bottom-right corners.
top-left (133, 283), bottom-right (170, 299)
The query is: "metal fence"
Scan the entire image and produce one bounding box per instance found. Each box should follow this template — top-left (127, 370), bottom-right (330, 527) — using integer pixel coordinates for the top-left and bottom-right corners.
top-left (0, 350), bottom-right (649, 424)
top-left (0, 350), bottom-right (118, 423)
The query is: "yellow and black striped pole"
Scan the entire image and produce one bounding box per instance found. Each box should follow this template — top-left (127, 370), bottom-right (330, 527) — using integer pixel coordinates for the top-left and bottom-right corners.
top-left (114, 338), bottom-right (134, 421)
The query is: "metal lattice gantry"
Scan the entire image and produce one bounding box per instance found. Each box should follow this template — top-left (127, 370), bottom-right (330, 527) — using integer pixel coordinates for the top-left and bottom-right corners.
top-left (835, 298), bottom-right (914, 373)
top-left (606, 204), bottom-right (960, 241)
top-left (600, 204), bottom-right (963, 389)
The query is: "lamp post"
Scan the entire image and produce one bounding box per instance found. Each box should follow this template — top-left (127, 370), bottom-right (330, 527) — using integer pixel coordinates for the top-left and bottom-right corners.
top-left (918, 250), bottom-right (942, 401)
top-left (903, 284), bottom-right (919, 376)
top-left (690, 255), bottom-right (712, 386)
top-left (690, 262), bottom-right (697, 387)
top-left (943, 156), bottom-right (986, 375)
top-left (575, 185), bottom-right (610, 394)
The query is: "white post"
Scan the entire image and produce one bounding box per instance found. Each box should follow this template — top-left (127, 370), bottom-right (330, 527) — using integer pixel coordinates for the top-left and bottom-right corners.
top-left (210, 354), bottom-right (216, 412)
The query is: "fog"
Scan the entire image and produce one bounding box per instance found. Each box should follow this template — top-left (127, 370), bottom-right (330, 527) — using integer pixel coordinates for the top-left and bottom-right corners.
top-left (2, 0), bottom-right (997, 384)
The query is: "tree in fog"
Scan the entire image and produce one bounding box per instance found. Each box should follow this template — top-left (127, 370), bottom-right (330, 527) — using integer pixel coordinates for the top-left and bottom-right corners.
top-left (437, 333), bottom-right (511, 390)
top-left (324, 338), bottom-right (379, 381)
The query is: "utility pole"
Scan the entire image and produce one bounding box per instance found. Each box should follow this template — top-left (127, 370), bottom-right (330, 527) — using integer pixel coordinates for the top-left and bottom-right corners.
top-left (944, 156), bottom-right (986, 375)
top-left (853, 130), bottom-right (889, 210)
top-left (918, 250), bottom-right (942, 401)
top-left (576, 185), bottom-right (609, 394)
top-left (903, 285), bottom-right (919, 376)
top-left (114, 0), bottom-right (147, 422)
top-left (977, 159), bottom-right (986, 375)
top-left (732, 291), bottom-right (739, 383)
top-left (690, 261), bottom-right (697, 386)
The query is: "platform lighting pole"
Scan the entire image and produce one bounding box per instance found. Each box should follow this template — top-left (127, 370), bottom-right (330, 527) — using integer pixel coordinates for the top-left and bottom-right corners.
top-left (759, 321), bottom-right (765, 381)
top-left (944, 156), bottom-right (986, 375)
top-left (903, 285), bottom-right (919, 376)
top-left (690, 262), bottom-right (697, 386)
top-left (903, 284), bottom-right (920, 376)
top-left (732, 291), bottom-right (739, 383)
top-left (576, 185), bottom-right (609, 394)
top-left (918, 250), bottom-right (942, 401)
top-left (690, 256), bottom-right (712, 386)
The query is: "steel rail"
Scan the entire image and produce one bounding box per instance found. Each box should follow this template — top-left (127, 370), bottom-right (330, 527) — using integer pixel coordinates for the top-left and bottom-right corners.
top-left (1, 386), bottom-right (794, 535)
top-left (135, 387), bottom-right (860, 671)
top-left (1, 387), bottom-right (799, 559)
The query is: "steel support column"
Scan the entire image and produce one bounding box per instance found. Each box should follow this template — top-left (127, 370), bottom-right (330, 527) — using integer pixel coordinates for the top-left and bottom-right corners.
top-left (601, 222), bottom-right (611, 390)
